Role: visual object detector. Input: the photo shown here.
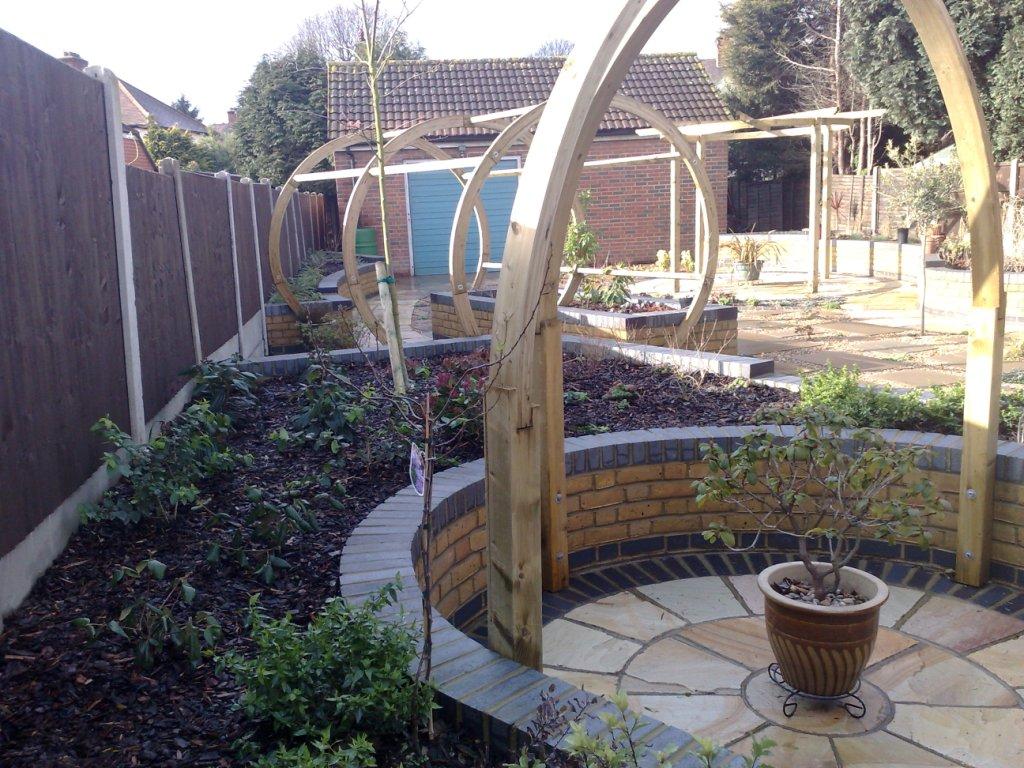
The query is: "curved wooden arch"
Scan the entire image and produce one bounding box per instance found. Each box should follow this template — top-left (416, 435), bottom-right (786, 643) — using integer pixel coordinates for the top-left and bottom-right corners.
top-left (341, 115), bottom-right (509, 341)
top-left (268, 133), bottom-right (371, 318)
top-left (447, 96), bottom-right (717, 338)
top-left (484, 0), bottom-right (1006, 667)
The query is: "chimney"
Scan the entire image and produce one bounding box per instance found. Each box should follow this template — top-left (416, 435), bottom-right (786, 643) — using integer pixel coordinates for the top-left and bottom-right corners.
top-left (716, 35), bottom-right (729, 68)
top-left (60, 51), bottom-right (88, 71)
top-left (227, 108), bottom-right (237, 125)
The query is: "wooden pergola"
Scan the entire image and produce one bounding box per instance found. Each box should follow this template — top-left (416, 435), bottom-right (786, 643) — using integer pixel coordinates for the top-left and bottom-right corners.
top-left (266, 0), bottom-right (1005, 670)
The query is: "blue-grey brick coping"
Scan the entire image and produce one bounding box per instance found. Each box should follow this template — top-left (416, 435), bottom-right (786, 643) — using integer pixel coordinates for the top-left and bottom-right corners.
top-left (338, 427), bottom-right (1024, 766)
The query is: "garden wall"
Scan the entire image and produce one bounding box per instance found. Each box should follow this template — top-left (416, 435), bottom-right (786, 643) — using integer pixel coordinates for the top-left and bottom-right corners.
top-left (922, 264), bottom-right (1024, 333)
top-left (0, 29), bottom-right (330, 624)
top-left (340, 426), bottom-right (1024, 760)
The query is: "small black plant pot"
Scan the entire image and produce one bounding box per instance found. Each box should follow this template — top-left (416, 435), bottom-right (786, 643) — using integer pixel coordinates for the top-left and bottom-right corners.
top-left (897, 227), bottom-right (910, 245)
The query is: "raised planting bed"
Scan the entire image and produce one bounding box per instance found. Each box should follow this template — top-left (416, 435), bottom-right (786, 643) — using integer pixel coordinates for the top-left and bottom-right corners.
top-left (0, 342), bottom-right (794, 767)
top-left (923, 263), bottom-right (1024, 333)
top-left (316, 253), bottom-right (383, 301)
top-left (264, 295), bottom-right (354, 354)
top-left (342, 427), bottom-right (1024, 761)
top-left (431, 290), bottom-right (739, 354)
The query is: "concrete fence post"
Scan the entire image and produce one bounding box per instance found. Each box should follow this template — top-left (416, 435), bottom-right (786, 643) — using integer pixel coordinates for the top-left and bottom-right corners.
top-left (243, 178), bottom-right (269, 356)
top-left (86, 66), bottom-right (146, 442)
top-left (158, 158), bottom-right (203, 363)
top-left (216, 171), bottom-right (245, 356)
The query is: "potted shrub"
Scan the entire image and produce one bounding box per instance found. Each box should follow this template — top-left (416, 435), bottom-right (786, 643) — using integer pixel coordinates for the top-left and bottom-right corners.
top-left (884, 140), bottom-right (964, 254)
top-left (693, 410), bottom-right (948, 698)
top-left (722, 235), bottom-right (781, 282)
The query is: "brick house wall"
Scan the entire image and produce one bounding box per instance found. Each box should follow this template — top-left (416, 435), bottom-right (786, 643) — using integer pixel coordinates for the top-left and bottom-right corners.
top-left (334, 134), bottom-right (728, 277)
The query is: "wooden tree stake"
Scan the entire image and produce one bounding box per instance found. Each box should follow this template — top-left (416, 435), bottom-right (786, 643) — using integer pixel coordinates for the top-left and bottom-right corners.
top-left (375, 262), bottom-right (408, 395)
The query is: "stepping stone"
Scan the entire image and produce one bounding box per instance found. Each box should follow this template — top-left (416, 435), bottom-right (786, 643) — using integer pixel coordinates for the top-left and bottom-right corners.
top-left (679, 617), bottom-right (774, 670)
top-left (543, 668), bottom-right (619, 699)
top-left (727, 574), bottom-right (764, 614)
top-left (879, 586), bottom-right (923, 628)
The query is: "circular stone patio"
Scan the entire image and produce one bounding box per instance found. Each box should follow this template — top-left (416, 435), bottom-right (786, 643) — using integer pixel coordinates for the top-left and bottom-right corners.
top-left (541, 574), bottom-right (1024, 768)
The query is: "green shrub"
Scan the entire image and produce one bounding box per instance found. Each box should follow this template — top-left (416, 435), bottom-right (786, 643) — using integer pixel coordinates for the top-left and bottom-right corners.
top-left (252, 731), bottom-right (375, 768)
top-left (222, 583), bottom-right (431, 746)
top-left (794, 365), bottom-right (922, 429)
top-left (188, 356), bottom-right (261, 418)
top-left (82, 402), bottom-right (247, 525)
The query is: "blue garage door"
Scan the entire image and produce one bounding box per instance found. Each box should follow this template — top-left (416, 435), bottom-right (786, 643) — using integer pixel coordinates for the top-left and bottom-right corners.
top-left (407, 159), bottom-right (518, 276)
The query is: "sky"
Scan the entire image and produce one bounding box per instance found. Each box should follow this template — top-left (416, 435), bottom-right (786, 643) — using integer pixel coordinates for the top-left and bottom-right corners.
top-left (4, 1), bottom-right (725, 124)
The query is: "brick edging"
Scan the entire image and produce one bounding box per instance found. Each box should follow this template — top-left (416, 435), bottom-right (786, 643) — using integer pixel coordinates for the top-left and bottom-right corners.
top-left (337, 426), bottom-right (1024, 764)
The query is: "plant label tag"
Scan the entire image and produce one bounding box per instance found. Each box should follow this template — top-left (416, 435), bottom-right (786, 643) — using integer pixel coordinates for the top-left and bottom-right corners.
top-left (409, 444), bottom-right (426, 495)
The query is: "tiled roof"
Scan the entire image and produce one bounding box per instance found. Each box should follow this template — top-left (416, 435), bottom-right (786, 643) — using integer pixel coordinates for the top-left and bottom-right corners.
top-left (327, 53), bottom-right (730, 140)
top-left (120, 81), bottom-right (208, 134)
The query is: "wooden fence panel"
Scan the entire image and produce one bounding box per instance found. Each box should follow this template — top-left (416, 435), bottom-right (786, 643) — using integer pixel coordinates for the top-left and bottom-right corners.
top-left (181, 171), bottom-right (236, 356)
top-left (253, 183), bottom-right (274, 296)
top-left (126, 165), bottom-right (194, 420)
top-left (0, 30), bottom-right (130, 557)
top-left (230, 180), bottom-right (261, 318)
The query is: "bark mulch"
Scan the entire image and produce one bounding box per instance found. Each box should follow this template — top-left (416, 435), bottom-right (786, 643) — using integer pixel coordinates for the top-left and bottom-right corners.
top-left (0, 352), bottom-right (795, 767)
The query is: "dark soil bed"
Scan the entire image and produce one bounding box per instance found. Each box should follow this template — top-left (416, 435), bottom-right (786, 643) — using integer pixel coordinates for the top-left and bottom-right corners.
top-left (0, 352), bottom-right (795, 767)
top-left (565, 300), bottom-right (679, 314)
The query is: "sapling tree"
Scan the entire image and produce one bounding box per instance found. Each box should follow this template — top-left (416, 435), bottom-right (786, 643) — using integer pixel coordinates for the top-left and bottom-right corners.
top-left (694, 409), bottom-right (949, 600)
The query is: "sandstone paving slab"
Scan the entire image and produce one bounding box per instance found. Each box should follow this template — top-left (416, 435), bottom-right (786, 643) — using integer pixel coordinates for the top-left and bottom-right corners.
top-left (563, 590), bottom-right (686, 642)
top-left (899, 596), bottom-right (1024, 653)
top-left (968, 635), bottom-right (1024, 689)
top-left (542, 619), bottom-right (640, 673)
top-left (624, 637), bottom-right (749, 693)
top-left (628, 693), bottom-right (764, 746)
top-left (888, 704), bottom-right (1024, 768)
top-left (865, 644), bottom-right (1019, 706)
top-left (636, 577), bottom-right (747, 624)
top-left (868, 628), bottom-right (918, 667)
top-left (543, 668), bottom-right (619, 699)
top-left (679, 617), bottom-right (774, 671)
top-left (730, 726), bottom-right (837, 768)
top-left (833, 730), bottom-right (957, 767)
top-left (727, 574), bottom-right (765, 614)
top-left (878, 586), bottom-right (924, 628)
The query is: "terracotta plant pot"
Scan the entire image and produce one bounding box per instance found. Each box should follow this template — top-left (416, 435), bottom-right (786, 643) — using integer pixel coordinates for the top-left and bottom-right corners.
top-left (758, 561), bottom-right (888, 698)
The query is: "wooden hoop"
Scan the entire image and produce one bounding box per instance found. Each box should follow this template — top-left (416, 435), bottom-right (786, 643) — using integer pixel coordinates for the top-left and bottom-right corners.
top-left (482, 0), bottom-right (1006, 667)
top-left (341, 115), bottom-right (509, 340)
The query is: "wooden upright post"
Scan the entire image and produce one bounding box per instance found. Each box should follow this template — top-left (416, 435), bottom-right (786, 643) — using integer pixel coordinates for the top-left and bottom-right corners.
top-left (87, 66), bottom-right (146, 442)
top-left (159, 158), bottom-right (203, 363)
top-left (902, 0), bottom-right (1006, 586)
top-left (693, 139), bottom-right (706, 281)
top-left (820, 125), bottom-right (833, 281)
top-left (868, 166), bottom-right (880, 277)
top-left (808, 124), bottom-right (823, 293)
top-left (216, 171), bottom-right (246, 356)
top-left (669, 155), bottom-right (682, 293)
top-left (537, 290), bottom-right (569, 592)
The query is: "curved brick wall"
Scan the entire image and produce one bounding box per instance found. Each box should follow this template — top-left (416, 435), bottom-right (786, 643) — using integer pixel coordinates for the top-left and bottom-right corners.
top-left (338, 427), bottom-right (1024, 762)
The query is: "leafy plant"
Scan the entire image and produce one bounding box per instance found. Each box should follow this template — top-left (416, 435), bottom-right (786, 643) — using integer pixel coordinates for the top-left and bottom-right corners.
top-left (188, 356), bottom-right (261, 418)
top-left (251, 731), bottom-right (376, 768)
top-left (290, 363), bottom-right (367, 449)
top-left (74, 561), bottom-right (220, 669)
top-left (564, 390), bottom-right (590, 404)
top-left (690, 736), bottom-right (775, 768)
top-left (81, 403), bottom-right (247, 525)
top-left (432, 362), bottom-right (484, 446)
top-left (222, 583), bottom-right (432, 748)
top-left (791, 365), bottom-right (922, 430)
top-left (564, 191), bottom-right (599, 269)
top-left (884, 139), bottom-right (965, 229)
top-left (578, 267), bottom-right (635, 309)
top-left (721, 234), bottom-right (782, 267)
top-left (695, 409), bottom-right (948, 600)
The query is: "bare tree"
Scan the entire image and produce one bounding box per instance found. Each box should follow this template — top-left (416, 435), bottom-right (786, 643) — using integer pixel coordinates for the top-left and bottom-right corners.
top-left (286, 2), bottom-right (425, 61)
top-left (773, 0), bottom-right (878, 175)
top-left (533, 38), bottom-right (574, 57)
